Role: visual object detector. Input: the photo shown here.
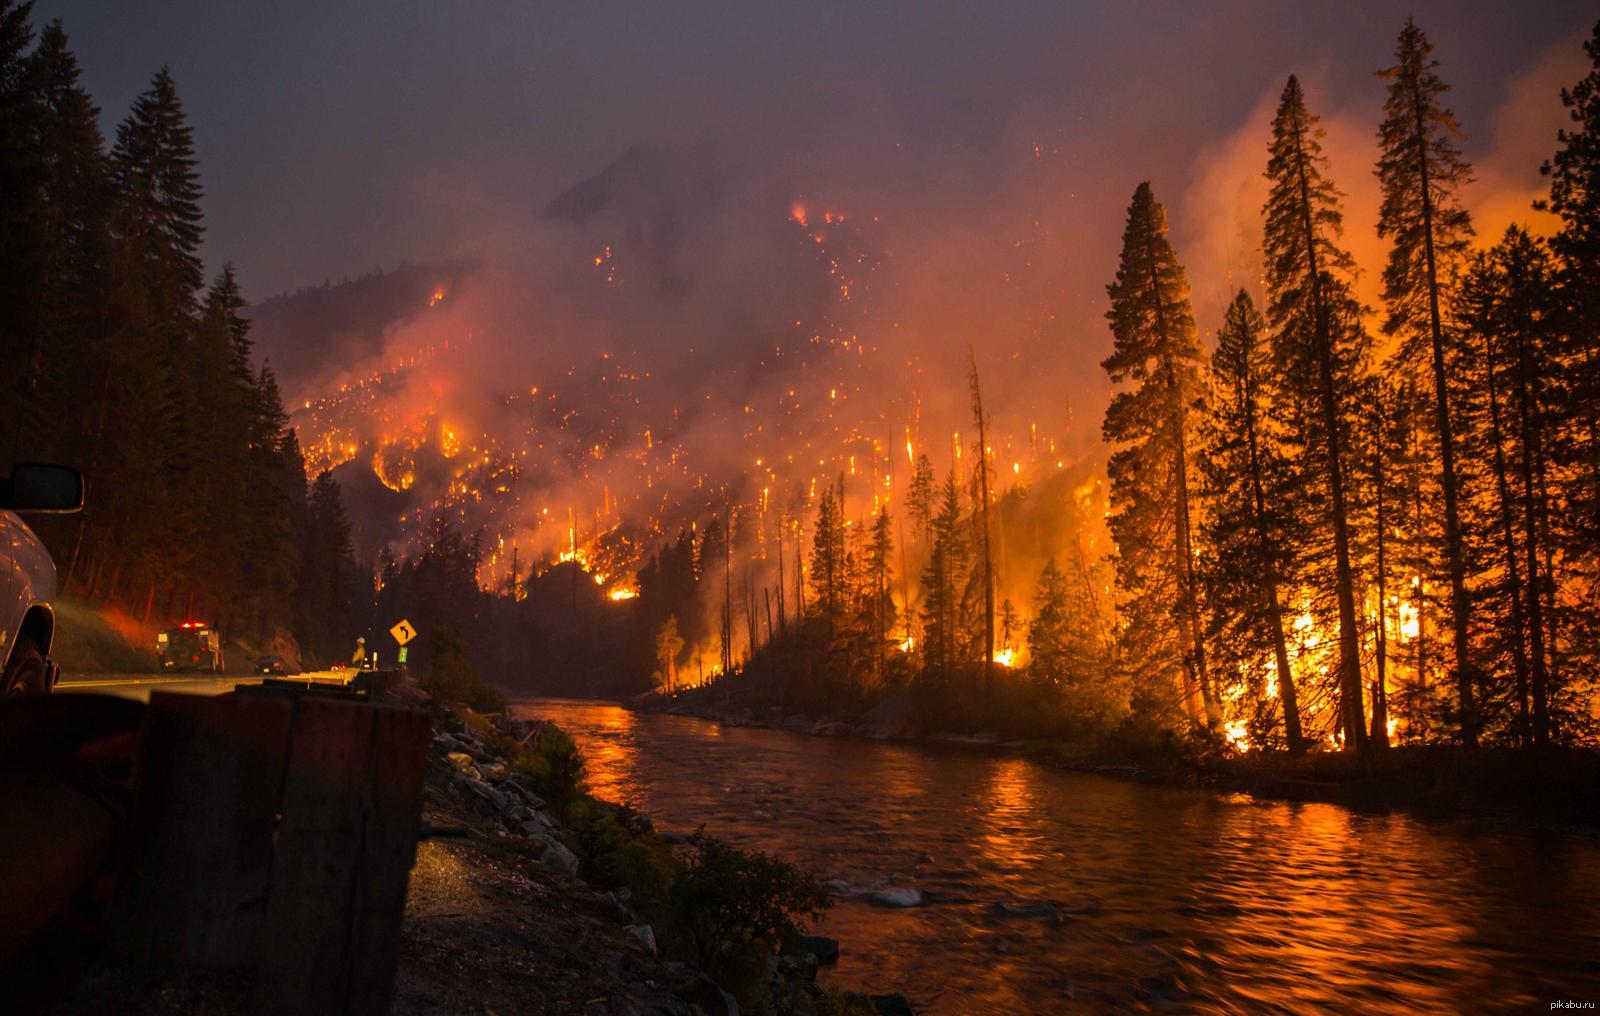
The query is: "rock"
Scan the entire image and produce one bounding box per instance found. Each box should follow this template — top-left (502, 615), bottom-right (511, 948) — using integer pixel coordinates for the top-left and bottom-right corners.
top-left (869, 993), bottom-right (915, 1016)
top-left (866, 887), bottom-right (922, 908)
top-left (624, 923), bottom-right (656, 954)
top-left (444, 751), bottom-right (475, 772)
top-left (540, 839), bottom-right (580, 876)
top-left (503, 780), bottom-right (545, 809)
top-left (777, 953), bottom-right (818, 982)
top-left (460, 776), bottom-right (509, 812)
top-left (482, 760), bottom-right (509, 782)
top-left (505, 803), bottom-right (533, 824)
top-left (674, 973), bottom-right (738, 1016)
top-left (781, 934), bottom-right (839, 965)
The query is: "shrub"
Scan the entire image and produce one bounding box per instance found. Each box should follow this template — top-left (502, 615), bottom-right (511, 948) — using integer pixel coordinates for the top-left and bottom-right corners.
top-left (669, 831), bottom-right (831, 988)
top-left (424, 625), bottom-right (505, 712)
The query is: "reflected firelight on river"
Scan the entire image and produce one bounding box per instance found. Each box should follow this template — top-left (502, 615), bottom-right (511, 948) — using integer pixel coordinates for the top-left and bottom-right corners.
top-left (515, 699), bottom-right (1600, 1014)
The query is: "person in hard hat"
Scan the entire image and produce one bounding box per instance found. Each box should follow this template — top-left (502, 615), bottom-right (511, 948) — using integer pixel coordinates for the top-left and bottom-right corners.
top-left (351, 636), bottom-right (367, 668)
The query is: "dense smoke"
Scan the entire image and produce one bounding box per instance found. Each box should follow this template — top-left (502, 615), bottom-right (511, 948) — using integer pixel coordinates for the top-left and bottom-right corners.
top-left (241, 13), bottom-right (1588, 620)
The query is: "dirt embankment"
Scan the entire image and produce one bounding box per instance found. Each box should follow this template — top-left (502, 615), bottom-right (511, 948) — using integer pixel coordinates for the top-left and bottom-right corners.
top-left (396, 718), bottom-right (704, 1015)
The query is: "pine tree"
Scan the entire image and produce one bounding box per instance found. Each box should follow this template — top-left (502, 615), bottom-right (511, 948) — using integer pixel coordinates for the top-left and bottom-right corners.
top-left (1200, 290), bottom-right (1306, 751)
top-left (1466, 229), bottom-right (1562, 742)
top-left (920, 469), bottom-right (968, 673)
top-left (112, 65), bottom-right (203, 336)
top-left (1539, 21), bottom-right (1600, 743)
top-left (1262, 76), bottom-right (1372, 752)
top-left (1376, 17), bottom-right (1479, 746)
top-left (808, 486), bottom-right (845, 641)
top-left (0, 0), bottom-right (45, 439)
top-left (297, 471), bottom-right (359, 665)
top-left (968, 352), bottom-right (996, 671)
top-left (1027, 560), bottom-right (1074, 682)
top-left (1101, 181), bottom-right (1215, 727)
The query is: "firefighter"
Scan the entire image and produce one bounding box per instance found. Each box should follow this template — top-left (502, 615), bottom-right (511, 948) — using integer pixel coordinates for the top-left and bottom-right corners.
top-left (351, 636), bottom-right (367, 668)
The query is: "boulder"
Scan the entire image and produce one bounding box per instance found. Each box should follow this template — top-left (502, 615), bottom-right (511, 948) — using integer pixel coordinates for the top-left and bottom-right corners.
top-left (781, 934), bottom-right (839, 965)
top-left (444, 751), bottom-right (475, 773)
top-left (866, 887), bottom-right (922, 908)
top-left (624, 923), bottom-right (656, 954)
top-left (541, 839), bottom-right (580, 876)
top-left (869, 993), bottom-right (915, 1016)
top-left (482, 760), bottom-right (510, 782)
top-left (674, 973), bottom-right (738, 1016)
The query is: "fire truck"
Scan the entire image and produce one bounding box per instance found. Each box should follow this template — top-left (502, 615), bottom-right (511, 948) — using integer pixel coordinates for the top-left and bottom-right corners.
top-left (157, 621), bottom-right (225, 673)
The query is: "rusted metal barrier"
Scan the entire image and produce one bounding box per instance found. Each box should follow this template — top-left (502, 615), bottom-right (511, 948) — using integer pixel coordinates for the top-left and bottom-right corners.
top-left (107, 690), bottom-right (431, 1015)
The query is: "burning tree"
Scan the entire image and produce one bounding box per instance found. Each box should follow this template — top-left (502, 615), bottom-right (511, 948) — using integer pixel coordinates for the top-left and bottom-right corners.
top-left (1375, 17), bottom-right (1479, 746)
top-left (1100, 181), bottom-right (1215, 729)
top-left (1261, 76), bottom-right (1372, 752)
top-left (1198, 291), bottom-right (1306, 753)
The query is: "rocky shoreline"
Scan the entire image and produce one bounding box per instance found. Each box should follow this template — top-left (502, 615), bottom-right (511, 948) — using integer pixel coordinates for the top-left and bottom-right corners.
top-left (411, 703), bottom-right (917, 1016)
top-left (628, 691), bottom-right (1600, 833)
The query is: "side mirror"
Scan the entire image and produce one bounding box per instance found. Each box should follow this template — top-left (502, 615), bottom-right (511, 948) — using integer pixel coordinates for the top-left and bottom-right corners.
top-left (1, 463), bottom-right (84, 513)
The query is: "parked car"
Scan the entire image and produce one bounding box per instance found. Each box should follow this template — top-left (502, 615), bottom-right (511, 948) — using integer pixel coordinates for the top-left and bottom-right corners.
top-left (255, 654), bottom-right (288, 675)
top-left (0, 464), bottom-right (84, 695)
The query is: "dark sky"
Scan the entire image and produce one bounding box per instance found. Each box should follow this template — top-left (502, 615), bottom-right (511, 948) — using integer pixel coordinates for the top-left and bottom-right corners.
top-left (34, 1), bottom-right (1596, 299)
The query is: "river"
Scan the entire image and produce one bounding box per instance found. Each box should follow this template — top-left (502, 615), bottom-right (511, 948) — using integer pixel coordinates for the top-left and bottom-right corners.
top-left (512, 698), bottom-right (1600, 1014)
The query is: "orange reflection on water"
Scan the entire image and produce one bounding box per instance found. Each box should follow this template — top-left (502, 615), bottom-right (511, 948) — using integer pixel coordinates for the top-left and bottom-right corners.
top-left (975, 757), bottom-right (1039, 874)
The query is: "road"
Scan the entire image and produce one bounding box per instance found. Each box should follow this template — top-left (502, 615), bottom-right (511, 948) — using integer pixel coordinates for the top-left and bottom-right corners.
top-left (55, 671), bottom-right (353, 702)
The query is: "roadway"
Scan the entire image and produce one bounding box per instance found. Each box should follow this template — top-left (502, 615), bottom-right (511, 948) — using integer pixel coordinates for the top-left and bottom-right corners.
top-left (55, 670), bottom-right (353, 702)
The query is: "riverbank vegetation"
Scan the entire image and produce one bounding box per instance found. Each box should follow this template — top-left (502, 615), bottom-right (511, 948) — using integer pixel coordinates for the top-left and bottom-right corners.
top-left (619, 19), bottom-right (1600, 767)
top-left (433, 700), bottom-right (874, 1012)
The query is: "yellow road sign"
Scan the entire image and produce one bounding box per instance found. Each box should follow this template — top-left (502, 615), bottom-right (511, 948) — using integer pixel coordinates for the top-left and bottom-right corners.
top-left (390, 619), bottom-right (417, 646)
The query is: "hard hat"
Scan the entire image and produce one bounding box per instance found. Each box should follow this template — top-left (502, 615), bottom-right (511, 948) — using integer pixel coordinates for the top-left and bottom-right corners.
top-left (357, 636), bottom-right (366, 643)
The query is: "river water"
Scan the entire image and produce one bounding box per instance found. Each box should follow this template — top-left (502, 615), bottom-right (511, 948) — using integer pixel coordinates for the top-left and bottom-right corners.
top-left (512, 699), bottom-right (1600, 1014)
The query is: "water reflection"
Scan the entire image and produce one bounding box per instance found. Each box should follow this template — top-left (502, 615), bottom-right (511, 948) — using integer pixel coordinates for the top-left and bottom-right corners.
top-left (515, 700), bottom-right (1600, 1013)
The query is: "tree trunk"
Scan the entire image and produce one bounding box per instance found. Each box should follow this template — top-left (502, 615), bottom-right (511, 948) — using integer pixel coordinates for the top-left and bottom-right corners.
top-left (1410, 79), bottom-right (1477, 747)
top-left (1144, 259), bottom-right (1215, 728)
top-left (1289, 113), bottom-right (1367, 752)
top-left (1512, 302), bottom-right (1552, 745)
top-left (1243, 376), bottom-right (1304, 752)
top-left (1484, 331), bottom-right (1534, 744)
top-left (1372, 433), bottom-right (1391, 749)
top-left (969, 357), bottom-right (996, 673)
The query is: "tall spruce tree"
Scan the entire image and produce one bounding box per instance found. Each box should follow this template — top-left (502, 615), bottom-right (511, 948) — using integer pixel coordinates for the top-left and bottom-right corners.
top-left (1376, 18), bottom-right (1479, 746)
top-left (112, 66), bottom-right (202, 331)
top-left (1465, 229), bottom-right (1561, 743)
top-left (0, 0), bottom-right (44, 449)
top-left (1262, 76), bottom-right (1372, 752)
top-left (1540, 21), bottom-right (1600, 743)
top-left (1200, 291), bottom-right (1306, 751)
top-left (1101, 181), bottom-right (1215, 727)
top-left (14, 19), bottom-right (110, 463)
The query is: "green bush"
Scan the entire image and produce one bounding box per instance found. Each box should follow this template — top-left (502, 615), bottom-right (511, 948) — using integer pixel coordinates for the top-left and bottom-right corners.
top-left (517, 721), bottom-right (586, 817)
top-left (669, 831), bottom-right (831, 989)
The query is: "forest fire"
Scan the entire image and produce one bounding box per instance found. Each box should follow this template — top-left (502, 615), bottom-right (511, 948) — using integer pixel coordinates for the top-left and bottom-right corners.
top-left (255, 11), bottom-right (1600, 765)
